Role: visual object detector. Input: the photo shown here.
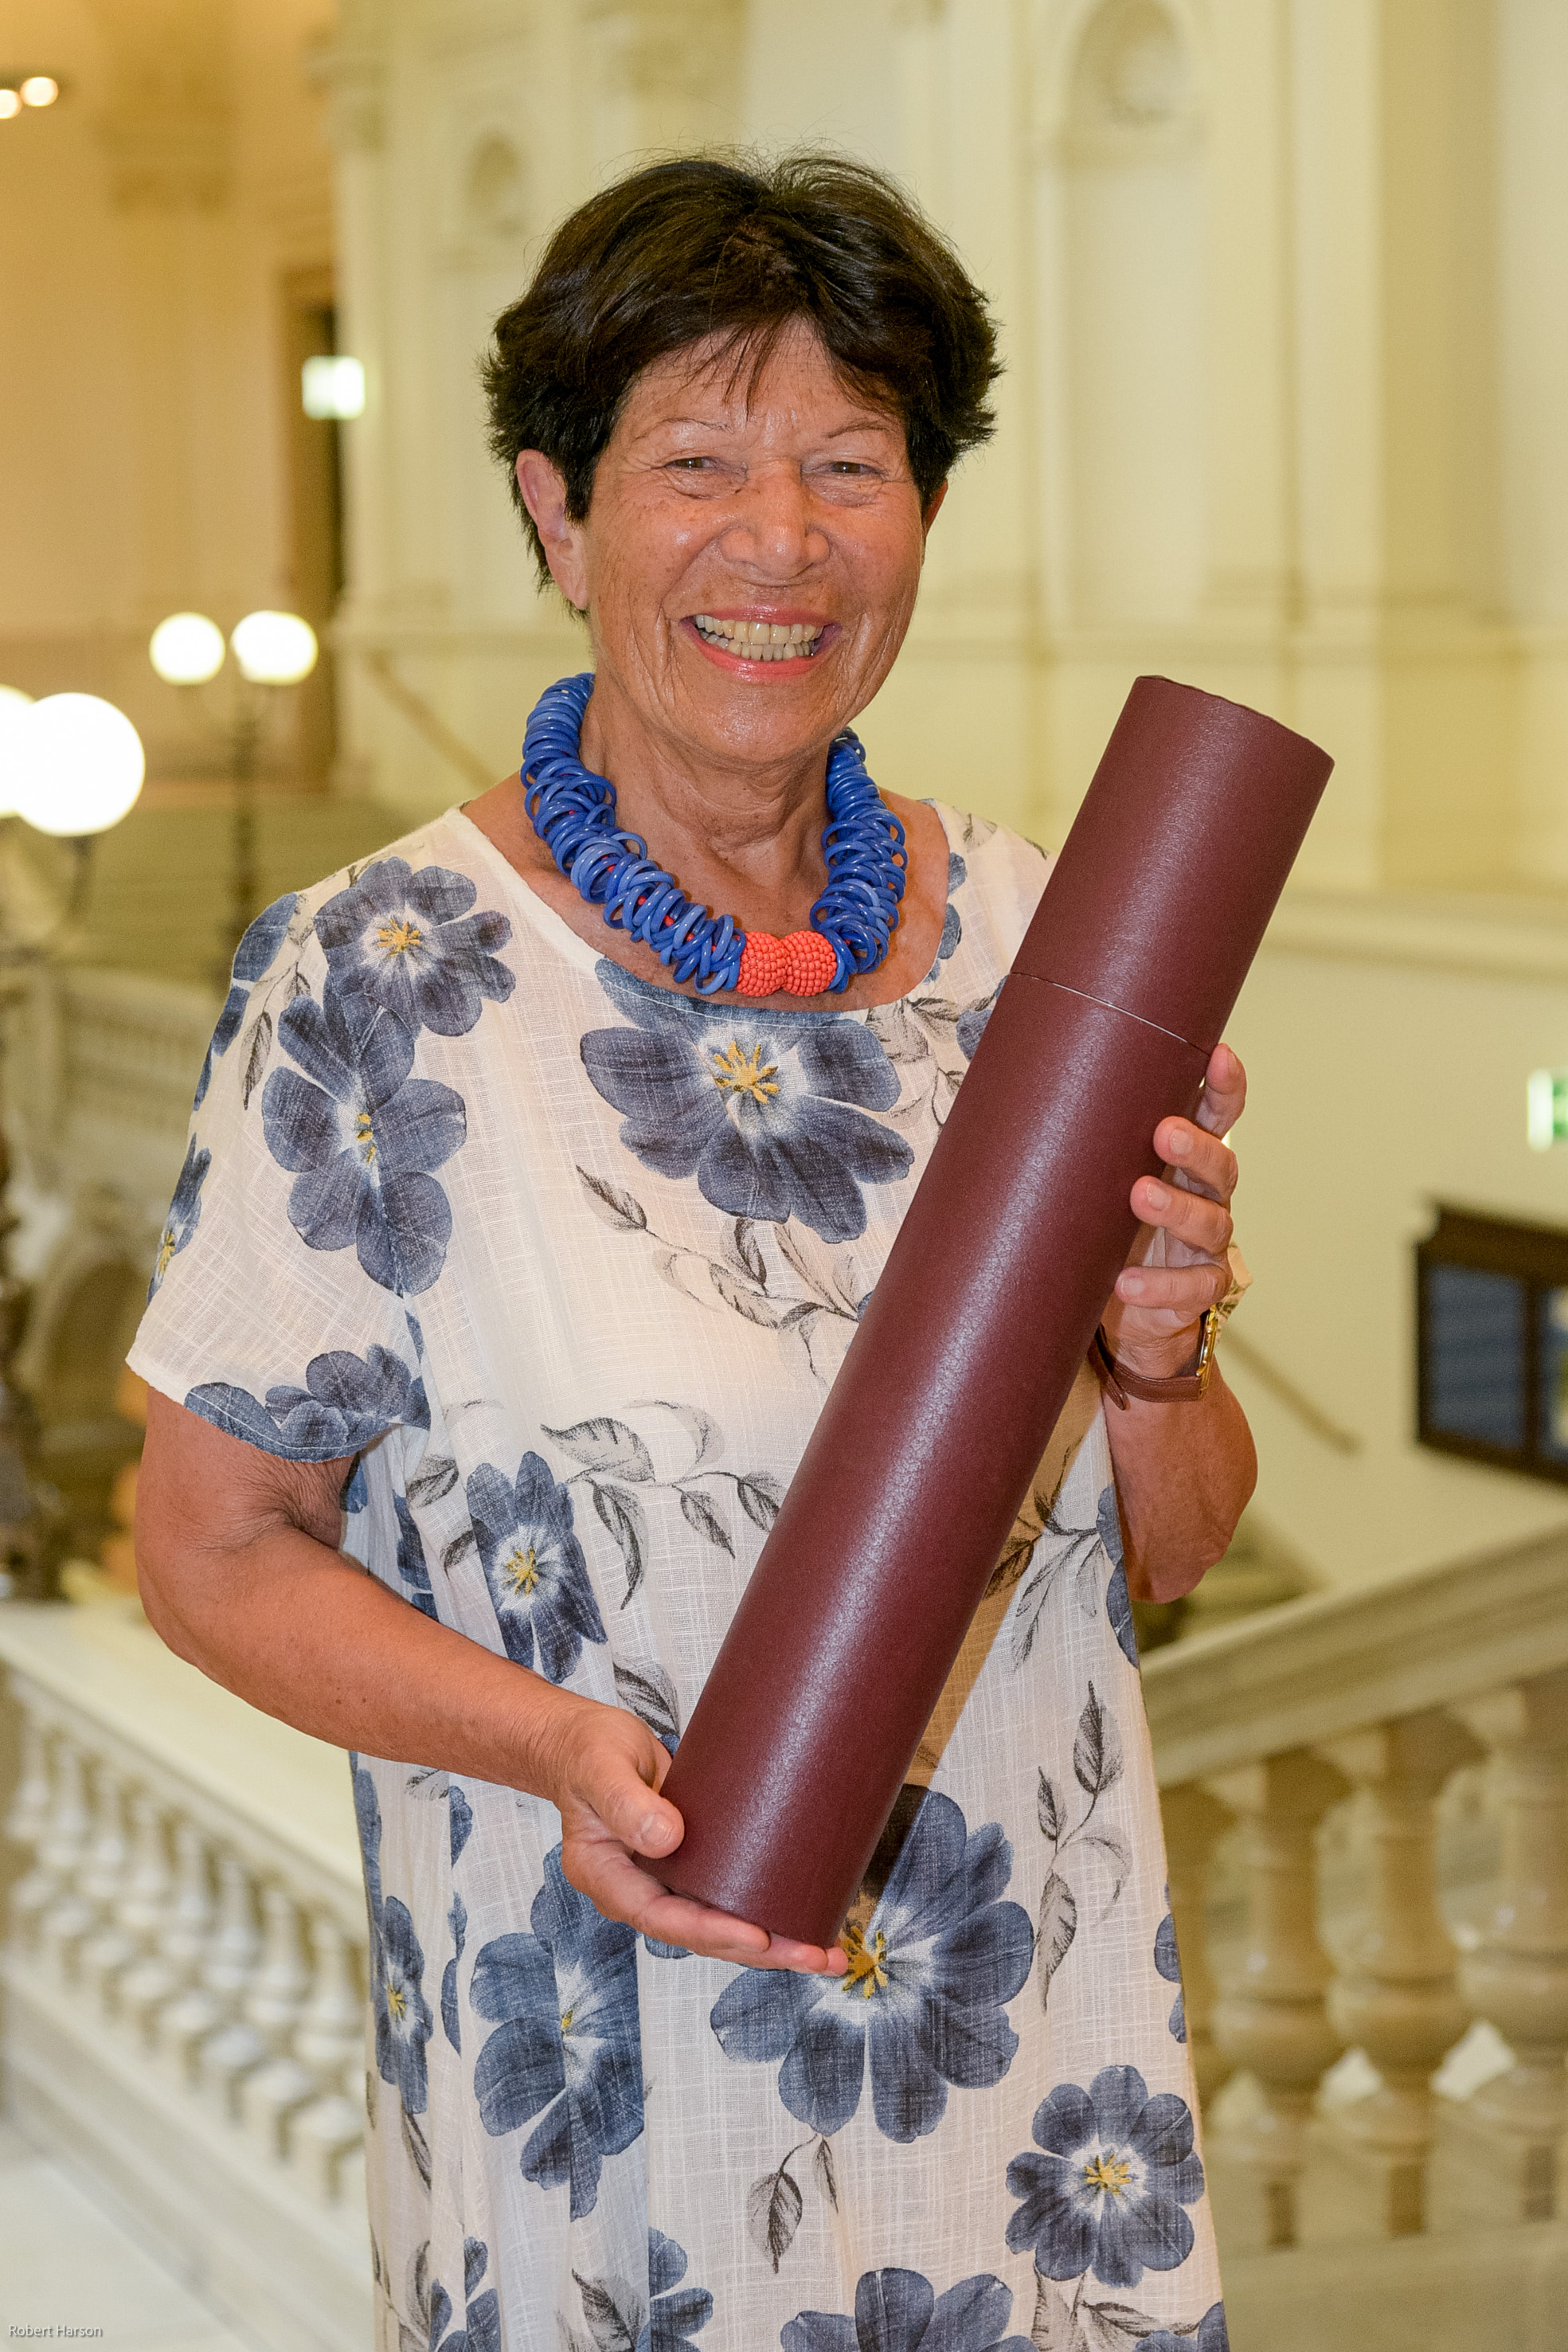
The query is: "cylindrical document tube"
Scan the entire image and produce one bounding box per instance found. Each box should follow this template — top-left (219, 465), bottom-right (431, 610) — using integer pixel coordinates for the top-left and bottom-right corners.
top-left (658, 677), bottom-right (1334, 1947)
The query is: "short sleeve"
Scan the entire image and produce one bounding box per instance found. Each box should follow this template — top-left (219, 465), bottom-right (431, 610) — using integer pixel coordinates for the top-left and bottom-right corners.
top-left (128, 889), bottom-right (428, 1463)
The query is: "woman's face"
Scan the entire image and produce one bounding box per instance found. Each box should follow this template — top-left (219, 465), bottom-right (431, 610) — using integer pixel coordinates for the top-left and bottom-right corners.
top-left (517, 320), bottom-right (942, 776)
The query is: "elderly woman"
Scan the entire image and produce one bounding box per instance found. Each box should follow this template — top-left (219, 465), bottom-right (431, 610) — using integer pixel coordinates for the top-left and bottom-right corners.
top-left (135, 157), bottom-right (1248, 2352)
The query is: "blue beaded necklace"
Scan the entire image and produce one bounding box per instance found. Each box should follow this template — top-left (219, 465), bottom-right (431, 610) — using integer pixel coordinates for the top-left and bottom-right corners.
top-left (519, 671), bottom-right (907, 999)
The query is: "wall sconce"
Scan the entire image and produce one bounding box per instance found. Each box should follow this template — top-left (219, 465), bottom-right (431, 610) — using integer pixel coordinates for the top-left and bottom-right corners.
top-left (149, 611), bottom-right (226, 687)
top-left (229, 609), bottom-right (319, 686)
top-left (0, 74), bottom-right (61, 118)
top-left (301, 355), bottom-right (365, 420)
top-left (8, 693), bottom-right (144, 839)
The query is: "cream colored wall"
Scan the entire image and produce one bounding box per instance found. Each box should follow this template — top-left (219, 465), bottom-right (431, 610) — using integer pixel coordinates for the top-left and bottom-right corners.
top-left (0, 0), bottom-right (335, 774)
top-left (1227, 903), bottom-right (1568, 1590)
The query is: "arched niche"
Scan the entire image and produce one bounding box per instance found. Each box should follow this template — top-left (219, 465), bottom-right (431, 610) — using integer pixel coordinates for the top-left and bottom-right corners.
top-left (463, 131), bottom-right (527, 241)
top-left (1050, 0), bottom-right (1208, 625)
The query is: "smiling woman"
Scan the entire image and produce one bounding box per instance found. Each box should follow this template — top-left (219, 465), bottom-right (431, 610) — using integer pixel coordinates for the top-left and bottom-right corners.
top-left (131, 152), bottom-right (1247, 2350)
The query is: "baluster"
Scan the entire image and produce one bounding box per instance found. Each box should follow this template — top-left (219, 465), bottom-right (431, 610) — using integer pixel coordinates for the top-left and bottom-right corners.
top-left (35, 1735), bottom-right (97, 1972)
top-left (1454, 1666), bottom-right (1568, 2219)
top-left (199, 1849), bottom-right (268, 2115)
top-left (78, 1759), bottom-right (138, 2007)
top-left (1160, 1782), bottom-right (1235, 2107)
top-left (1321, 1708), bottom-right (1482, 2233)
top-left (6, 1715), bottom-right (59, 1949)
top-left (115, 1794), bottom-right (177, 2041)
top-left (1210, 1749), bottom-right (1349, 2246)
top-left (154, 1822), bottom-right (223, 2077)
top-left (292, 1910), bottom-right (369, 2201)
top-left (240, 1884), bottom-right (318, 2156)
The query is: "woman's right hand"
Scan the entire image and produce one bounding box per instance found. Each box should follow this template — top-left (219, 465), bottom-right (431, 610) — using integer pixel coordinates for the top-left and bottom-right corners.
top-left (534, 1689), bottom-right (846, 1974)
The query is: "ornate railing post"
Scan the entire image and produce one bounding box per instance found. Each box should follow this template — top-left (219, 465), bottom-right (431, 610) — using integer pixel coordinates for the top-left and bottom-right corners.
top-left (1322, 1708), bottom-right (1482, 2233)
top-left (1160, 1780), bottom-right (1235, 2106)
top-left (1455, 1665), bottom-right (1568, 2219)
top-left (1210, 1748), bottom-right (1349, 2245)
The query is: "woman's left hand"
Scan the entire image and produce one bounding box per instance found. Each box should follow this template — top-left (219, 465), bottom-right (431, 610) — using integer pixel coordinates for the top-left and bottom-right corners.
top-left (1100, 1041), bottom-right (1246, 1381)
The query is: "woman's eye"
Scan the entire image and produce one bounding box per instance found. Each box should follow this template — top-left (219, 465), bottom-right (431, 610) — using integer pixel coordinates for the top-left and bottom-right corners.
top-left (667, 456), bottom-right (714, 473)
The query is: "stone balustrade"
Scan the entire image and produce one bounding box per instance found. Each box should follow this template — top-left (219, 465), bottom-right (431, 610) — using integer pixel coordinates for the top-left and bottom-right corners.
top-left (0, 1597), bottom-right (370, 2352)
top-left (6, 1521), bottom-right (1568, 2350)
top-left (1144, 1523), bottom-right (1568, 2350)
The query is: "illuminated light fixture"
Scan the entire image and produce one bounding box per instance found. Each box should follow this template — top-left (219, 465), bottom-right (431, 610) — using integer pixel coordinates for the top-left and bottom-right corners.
top-left (0, 90), bottom-right (19, 119)
top-left (150, 610), bottom-right (225, 685)
top-left (20, 76), bottom-right (58, 107)
top-left (301, 354), bottom-right (365, 420)
top-left (11, 693), bottom-right (145, 837)
top-left (230, 609), bottom-right (318, 685)
top-left (0, 685), bottom-right (36, 817)
top-left (1527, 1068), bottom-right (1568, 1152)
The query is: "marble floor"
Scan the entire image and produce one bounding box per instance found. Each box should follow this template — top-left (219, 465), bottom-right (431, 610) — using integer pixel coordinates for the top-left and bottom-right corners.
top-left (0, 2117), bottom-right (256, 2352)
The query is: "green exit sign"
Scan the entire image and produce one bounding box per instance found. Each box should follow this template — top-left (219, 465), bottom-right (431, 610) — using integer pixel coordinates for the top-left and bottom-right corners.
top-left (1528, 1070), bottom-right (1568, 1151)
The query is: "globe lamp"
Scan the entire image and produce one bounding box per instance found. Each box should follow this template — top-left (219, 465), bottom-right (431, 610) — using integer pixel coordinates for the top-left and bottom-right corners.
top-left (0, 687), bottom-right (35, 819)
top-left (230, 610), bottom-right (317, 686)
top-left (150, 611), bottom-right (225, 686)
top-left (12, 693), bottom-right (145, 837)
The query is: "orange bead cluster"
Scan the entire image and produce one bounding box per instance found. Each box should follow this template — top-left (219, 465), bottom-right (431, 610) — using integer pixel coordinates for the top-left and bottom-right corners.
top-left (735, 928), bottom-right (839, 998)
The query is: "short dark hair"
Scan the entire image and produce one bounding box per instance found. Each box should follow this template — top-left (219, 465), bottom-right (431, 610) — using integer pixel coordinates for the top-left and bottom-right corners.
top-left (482, 151), bottom-right (1001, 585)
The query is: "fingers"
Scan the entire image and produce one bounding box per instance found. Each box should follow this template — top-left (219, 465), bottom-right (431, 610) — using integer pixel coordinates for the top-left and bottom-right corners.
top-left (1196, 1041), bottom-right (1246, 1137)
top-left (1128, 1172), bottom-right (1233, 1259)
top-left (1155, 1117), bottom-right (1238, 1204)
top-left (565, 1838), bottom-right (847, 1974)
top-left (1114, 1258), bottom-right (1231, 1314)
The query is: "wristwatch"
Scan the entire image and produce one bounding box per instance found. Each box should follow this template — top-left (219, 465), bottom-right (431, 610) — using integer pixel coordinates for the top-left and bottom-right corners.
top-left (1092, 1308), bottom-right (1221, 1407)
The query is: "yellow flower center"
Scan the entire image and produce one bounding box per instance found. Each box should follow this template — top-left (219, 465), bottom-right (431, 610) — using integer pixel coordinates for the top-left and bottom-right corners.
top-left (385, 1981), bottom-right (407, 2022)
top-left (840, 1923), bottom-right (889, 1999)
top-left (355, 1109), bottom-right (376, 1163)
top-left (1082, 2150), bottom-right (1132, 2197)
top-left (502, 1544), bottom-right (540, 1597)
top-left (559, 2008), bottom-right (574, 2037)
top-left (377, 917), bottom-right (424, 958)
top-left (710, 1039), bottom-right (780, 1106)
top-left (155, 1227), bottom-right (176, 1277)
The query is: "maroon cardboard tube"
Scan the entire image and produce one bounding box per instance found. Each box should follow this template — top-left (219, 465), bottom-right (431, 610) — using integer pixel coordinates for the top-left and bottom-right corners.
top-left (658, 677), bottom-right (1333, 1947)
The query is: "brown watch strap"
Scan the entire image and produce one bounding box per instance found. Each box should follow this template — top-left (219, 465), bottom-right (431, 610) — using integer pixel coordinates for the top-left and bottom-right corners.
top-left (1092, 1309), bottom-right (1220, 1408)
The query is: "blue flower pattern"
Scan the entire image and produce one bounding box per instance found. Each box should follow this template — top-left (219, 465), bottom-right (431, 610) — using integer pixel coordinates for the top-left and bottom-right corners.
top-left (193, 891), bottom-right (299, 1109)
top-left (262, 976), bottom-right (466, 1295)
top-left (1006, 2065), bottom-right (1206, 2288)
top-left (432, 2236), bottom-right (501, 2352)
top-left (581, 961), bottom-right (913, 1243)
top-left (352, 1758), bottom-right (434, 2117)
top-left (710, 1787), bottom-right (1033, 2142)
top-left (466, 1450), bottom-right (606, 1682)
top-left (471, 1845), bottom-right (642, 2219)
top-left (783, 2268), bottom-right (1032, 2352)
top-left (639, 2229), bottom-right (712, 2352)
top-left (185, 1341), bottom-right (426, 1461)
top-left (147, 1137), bottom-right (209, 1299)
top-left (315, 856), bottom-right (514, 1036)
top-left (1155, 1906), bottom-right (1185, 2043)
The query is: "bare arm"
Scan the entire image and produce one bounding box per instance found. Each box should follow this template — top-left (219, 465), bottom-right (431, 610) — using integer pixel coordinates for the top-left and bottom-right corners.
top-left (135, 1393), bottom-right (845, 1975)
top-left (1098, 1043), bottom-right (1258, 1603)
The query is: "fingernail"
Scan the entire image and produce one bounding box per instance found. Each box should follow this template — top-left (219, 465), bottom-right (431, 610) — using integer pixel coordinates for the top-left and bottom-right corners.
top-left (1146, 1181), bottom-right (1170, 1209)
top-left (1121, 1272), bottom-right (1145, 1297)
top-left (1166, 1129), bottom-right (1189, 1156)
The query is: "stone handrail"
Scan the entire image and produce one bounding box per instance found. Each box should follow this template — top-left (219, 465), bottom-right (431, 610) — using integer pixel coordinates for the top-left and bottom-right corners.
top-left (0, 1599), bottom-right (370, 2352)
top-left (1143, 1525), bottom-right (1568, 2293)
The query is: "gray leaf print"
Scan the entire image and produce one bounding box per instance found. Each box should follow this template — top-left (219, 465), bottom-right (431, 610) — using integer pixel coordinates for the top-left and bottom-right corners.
top-left (1073, 1681), bottom-right (1124, 1801)
top-left (1037, 1871), bottom-right (1077, 2013)
top-left (678, 1485), bottom-right (734, 1555)
top-left (545, 1418), bottom-right (655, 1481)
top-left (575, 1165), bottom-right (649, 1233)
top-left (746, 2159), bottom-right (803, 2272)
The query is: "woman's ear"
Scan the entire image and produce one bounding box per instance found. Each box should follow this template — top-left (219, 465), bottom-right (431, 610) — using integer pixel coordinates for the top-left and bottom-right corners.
top-left (921, 480), bottom-right (949, 537)
top-left (516, 452), bottom-right (588, 611)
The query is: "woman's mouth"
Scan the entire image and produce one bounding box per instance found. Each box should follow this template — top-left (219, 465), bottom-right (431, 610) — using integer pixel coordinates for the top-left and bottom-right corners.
top-left (690, 614), bottom-right (827, 663)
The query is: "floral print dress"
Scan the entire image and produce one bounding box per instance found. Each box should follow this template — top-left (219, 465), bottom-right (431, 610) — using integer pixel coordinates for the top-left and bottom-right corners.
top-left (131, 801), bottom-right (1226, 2352)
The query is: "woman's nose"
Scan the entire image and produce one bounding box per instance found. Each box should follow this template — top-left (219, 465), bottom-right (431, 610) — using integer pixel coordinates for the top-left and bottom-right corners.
top-left (718, 466), bottom-right (826, 577)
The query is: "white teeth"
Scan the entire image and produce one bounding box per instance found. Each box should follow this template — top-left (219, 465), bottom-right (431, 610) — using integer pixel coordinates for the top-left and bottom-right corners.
top-left (690, 613), bottom-right (826, 659)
